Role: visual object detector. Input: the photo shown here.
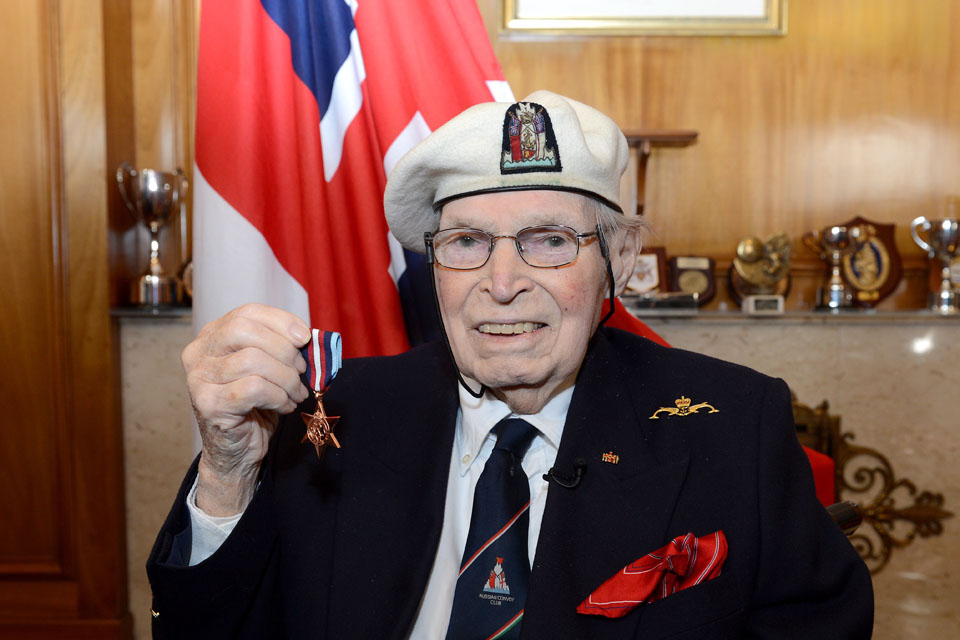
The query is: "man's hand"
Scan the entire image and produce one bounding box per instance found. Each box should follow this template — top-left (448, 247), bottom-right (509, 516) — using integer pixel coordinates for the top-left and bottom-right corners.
top-left (183, 303), bottom-right (310, 515)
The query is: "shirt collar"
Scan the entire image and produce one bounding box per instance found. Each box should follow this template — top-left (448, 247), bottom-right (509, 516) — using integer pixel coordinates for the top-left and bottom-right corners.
top-left (456, 380), bottom-right (574, 476)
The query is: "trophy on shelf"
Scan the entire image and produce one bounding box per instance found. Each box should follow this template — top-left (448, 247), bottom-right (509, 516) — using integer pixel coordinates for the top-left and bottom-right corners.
top-left (117, 162), bottom-right (187, 307)
top-left (802, 223), bottom-right (874, 311)
top-left (729, 232), bottom-right (791, 314)
top-left (911, 214), bottom-right (960, 314)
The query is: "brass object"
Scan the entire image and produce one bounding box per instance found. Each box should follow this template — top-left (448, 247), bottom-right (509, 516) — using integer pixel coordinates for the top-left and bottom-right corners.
top-left (729, 232), bottom-right (791, 306)
top-left (792, 394), bottom-right (953, 574)
top-left (649, 396), bottom-right (719, 419)
top-left (826, 501), bottom-right (863, 538)
top-left (300, 390), bottom-right (340, 461)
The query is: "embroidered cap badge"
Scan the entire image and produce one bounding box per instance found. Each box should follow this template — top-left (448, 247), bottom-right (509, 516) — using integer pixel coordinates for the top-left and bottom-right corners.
top-left (649, 396), bottom-right (719, 420)
top-left (500, 101), bottom-right (562, 174)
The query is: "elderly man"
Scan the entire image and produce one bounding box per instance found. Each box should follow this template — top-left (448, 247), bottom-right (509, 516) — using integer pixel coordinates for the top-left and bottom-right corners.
top-left (148, 91), bottom-right (872, 639)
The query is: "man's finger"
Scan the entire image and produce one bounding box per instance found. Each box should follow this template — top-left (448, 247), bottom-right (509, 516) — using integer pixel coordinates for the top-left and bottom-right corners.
top-left (207, 374), bottom-right (301, 419)
top-left (229, 303), bottom-right (310, 346)
top-left (205, 348), bottom-right (309, 404)
top-left (204, 314), bottom-right (305, 370)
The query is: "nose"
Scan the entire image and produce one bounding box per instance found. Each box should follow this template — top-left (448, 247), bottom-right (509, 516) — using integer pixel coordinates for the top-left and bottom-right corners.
top-left (480, 236), bottom-right (535, 302)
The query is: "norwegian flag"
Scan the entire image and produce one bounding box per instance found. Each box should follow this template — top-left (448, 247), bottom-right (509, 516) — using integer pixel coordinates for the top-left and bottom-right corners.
top-left (192, 0), bottom-right (513, 356)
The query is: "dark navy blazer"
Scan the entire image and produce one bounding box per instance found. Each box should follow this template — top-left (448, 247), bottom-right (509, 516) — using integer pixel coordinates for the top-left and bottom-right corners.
top-left (147, 328), bottom-right (873, 639)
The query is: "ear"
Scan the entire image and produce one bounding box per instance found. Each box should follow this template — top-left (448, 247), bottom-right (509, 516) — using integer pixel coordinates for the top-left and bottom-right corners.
top-left (609, 228), bottom-right (641, 297)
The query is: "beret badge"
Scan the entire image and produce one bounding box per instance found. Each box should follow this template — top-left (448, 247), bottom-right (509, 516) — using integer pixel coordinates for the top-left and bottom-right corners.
top-left (500, 101), bottom-right (562, 175)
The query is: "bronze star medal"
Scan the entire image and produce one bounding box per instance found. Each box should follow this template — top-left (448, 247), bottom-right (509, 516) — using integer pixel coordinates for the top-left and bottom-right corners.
top-left (299, 329), bottom-right (343, 461)
top-left (301, 390), bottom-right (340, 461)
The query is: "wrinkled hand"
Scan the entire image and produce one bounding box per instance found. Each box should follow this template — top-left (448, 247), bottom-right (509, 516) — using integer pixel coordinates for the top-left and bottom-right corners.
top-left (183, 303), bottom-right (310, 515)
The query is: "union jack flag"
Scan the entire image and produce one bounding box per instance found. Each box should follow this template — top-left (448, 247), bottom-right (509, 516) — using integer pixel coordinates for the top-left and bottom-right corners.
top-left (192, 0), bottom-right (512, 357)
top-left (533, 110), bottom-right (545, 133)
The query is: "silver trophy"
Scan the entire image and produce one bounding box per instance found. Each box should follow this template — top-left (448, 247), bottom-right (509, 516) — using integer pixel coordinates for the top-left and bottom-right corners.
top-left (117, 162), bottom-right (187, 306)
top-left (803, 224), bottom-right (874, 311)
top-left (911, 216), bottom-right (960, 314)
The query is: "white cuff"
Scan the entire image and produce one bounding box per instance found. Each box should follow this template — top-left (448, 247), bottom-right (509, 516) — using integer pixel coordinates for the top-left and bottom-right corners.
top-left (185, 475), bottom-right (244, 566)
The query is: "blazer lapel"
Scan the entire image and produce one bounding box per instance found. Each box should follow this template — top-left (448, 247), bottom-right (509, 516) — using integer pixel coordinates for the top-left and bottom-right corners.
top-left (524, 332), bottom-right (691, 637)
top-left (324, 344), bottom-right (461, 639)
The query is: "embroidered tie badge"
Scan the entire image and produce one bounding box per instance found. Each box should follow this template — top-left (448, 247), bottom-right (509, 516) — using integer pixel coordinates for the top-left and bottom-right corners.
top-left (484, 557), bottom-right (511, 595)
top-left (649, 396), bottom-right (719, 419)
top-left (299, 329), bottom-right (342, 460)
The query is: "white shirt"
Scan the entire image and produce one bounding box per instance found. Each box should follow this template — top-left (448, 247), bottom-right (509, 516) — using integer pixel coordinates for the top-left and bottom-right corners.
top-left (186, 382), bottom-right (572, 637)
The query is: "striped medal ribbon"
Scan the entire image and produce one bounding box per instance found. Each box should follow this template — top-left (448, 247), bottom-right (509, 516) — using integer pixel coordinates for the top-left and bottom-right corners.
top-left (299, 329), bottom-right (342, 460)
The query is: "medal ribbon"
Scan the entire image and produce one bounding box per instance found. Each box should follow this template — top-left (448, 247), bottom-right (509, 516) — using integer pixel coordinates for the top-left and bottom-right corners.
top-left (300, 329), bottom-right (342, 393)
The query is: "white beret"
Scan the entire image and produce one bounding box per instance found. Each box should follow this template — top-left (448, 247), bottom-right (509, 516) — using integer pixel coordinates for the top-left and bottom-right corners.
top-left (383, 90), bottom-right (629, 253)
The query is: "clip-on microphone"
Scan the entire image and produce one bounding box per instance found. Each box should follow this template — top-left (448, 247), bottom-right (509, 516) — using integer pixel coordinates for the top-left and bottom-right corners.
top-left (544, 458), bottom-right (587, 489)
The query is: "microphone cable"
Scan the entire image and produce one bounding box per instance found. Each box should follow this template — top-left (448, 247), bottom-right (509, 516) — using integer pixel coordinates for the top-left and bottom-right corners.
top-left (544, 458), bottom-right (587, 489)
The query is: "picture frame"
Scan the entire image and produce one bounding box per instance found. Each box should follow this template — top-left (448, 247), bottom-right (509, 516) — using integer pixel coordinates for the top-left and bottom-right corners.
top-left (502, 0), bottom-right (786, 37)
top-left (626, 246), bottom-right (668, 293)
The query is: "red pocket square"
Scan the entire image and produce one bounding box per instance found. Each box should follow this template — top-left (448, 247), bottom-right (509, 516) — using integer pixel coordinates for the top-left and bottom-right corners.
top-left (576, 530), bottom-right (728, 618)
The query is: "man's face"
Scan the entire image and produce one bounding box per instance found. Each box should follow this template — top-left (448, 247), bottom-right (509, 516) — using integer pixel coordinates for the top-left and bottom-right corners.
top-left (435, 190), bottom-right (608, 407)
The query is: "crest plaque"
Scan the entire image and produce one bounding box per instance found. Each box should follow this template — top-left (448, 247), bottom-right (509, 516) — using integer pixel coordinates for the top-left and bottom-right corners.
top-left (839, 216), bottom-right (902, 308)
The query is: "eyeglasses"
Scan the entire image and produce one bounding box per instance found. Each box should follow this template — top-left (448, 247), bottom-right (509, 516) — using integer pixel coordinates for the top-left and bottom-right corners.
top-left (425, 225), bottom-right (599, 270)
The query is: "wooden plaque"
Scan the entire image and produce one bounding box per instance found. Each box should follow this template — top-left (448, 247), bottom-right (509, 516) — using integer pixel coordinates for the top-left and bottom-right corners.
top-left (669, 256), bottom-right (716, 305)
top-left (839, 216), bottom-right (903, 308)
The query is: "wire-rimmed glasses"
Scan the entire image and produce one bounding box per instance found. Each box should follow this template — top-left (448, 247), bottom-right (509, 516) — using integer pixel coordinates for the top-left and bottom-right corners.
top-left (425, 225), bottom-right (599, 270)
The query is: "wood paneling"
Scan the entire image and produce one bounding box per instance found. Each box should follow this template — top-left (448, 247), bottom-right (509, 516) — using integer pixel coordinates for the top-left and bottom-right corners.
top-left (479, 0), bottom-right (960, 309)
top-left (0, 0), bottom-right (130, 635)
top-left (0, 0), bottom-right (64, 577)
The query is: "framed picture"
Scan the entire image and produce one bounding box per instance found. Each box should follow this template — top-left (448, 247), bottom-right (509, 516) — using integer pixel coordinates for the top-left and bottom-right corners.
top-left (626, 247), bottom-right (668, 293)
top-left (502, 0), bottom-right (786, 36)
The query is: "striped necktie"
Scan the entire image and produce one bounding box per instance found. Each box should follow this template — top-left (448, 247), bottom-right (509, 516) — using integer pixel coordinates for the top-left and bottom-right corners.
top-left (445, 418), bottom-right (539, 640)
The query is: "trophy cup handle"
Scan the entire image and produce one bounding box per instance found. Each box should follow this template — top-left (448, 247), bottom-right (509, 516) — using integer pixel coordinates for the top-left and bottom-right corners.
top-left (171, 168), bottom-right (188, 209)
top-left (116, 162), bottom-right (138, 214)
top-left (910, 216), bottom-right (934, 256)
top-left (801, 231), bottom-right (823, 258)
top-left (173, 168), bottom-right (188, 194)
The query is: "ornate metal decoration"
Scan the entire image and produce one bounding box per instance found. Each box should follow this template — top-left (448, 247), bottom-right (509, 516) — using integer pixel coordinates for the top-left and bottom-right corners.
top-left (649, 396), bottom-right (719, 419)
top-left (793, 394), bottom-right (953, 574)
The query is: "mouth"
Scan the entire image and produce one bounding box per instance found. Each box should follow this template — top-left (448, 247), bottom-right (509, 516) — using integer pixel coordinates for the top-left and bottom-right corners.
top-left (477, 322), bottom-right (545, 336)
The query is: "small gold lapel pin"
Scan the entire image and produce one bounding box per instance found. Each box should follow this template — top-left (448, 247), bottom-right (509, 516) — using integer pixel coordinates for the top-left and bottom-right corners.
top-left (649, 395), bottom-right (719, 420)
top-left (601, 451), bottom-right (620, 464)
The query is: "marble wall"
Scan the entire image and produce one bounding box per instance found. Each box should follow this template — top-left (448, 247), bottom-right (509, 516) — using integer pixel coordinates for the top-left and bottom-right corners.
top-left (642, 313), bottom-right (960, 638)
top-left (120, 316), bottom-right (195, 640)
top-left (120, 313), bottom-right (959, 639)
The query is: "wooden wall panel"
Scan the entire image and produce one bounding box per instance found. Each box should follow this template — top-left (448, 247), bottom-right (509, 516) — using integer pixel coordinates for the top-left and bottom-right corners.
top-left (0, 0), bottom-right (64, 576)
top-left (104, 0), bottom-right (137, 307)
top-left (479, 0), bottom-right (960, 308)
top-left (0, 0), bottom-right (130, 635)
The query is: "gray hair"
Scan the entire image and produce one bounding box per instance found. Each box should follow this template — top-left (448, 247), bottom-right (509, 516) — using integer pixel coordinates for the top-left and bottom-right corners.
top-left (583, 197), bottom-right (646, 251)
